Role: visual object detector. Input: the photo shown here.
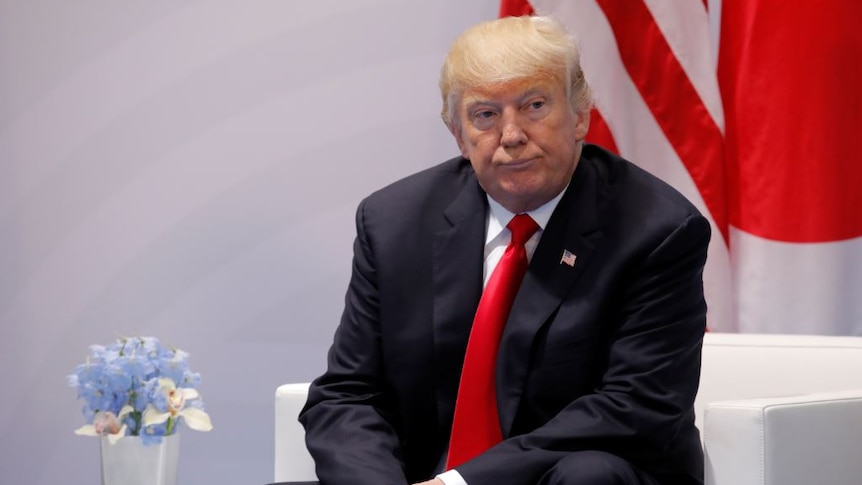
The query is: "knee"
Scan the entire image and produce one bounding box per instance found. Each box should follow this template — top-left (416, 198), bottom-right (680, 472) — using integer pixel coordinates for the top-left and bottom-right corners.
top-left (539, 450), bottom-right (637, 485)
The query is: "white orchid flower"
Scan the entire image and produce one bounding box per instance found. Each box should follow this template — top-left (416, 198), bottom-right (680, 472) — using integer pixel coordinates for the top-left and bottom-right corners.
top-left (74, 405), bottom-right (133, 445)
top-left (142, 377), bottom-right (213, 432)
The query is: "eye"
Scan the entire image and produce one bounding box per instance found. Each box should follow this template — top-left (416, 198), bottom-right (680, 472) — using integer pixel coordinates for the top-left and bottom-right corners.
top-left (474, 110), bottom-right (495, 120)
top-left (528, 100), bottom-right (546, 110)
top-left (470, 108), bottom-right (498, 129)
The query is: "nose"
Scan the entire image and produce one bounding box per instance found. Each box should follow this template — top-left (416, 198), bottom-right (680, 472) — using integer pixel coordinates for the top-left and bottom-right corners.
top-left (500, 110), bottom-right (527, 147)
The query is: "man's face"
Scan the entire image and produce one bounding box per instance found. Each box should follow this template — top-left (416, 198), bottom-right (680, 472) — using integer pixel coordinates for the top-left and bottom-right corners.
top-left (451, 77), bottom-right (589, 214)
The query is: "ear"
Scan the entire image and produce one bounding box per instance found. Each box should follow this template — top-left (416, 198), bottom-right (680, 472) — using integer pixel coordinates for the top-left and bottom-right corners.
top-left (574, 109), bottom-right (591, 141)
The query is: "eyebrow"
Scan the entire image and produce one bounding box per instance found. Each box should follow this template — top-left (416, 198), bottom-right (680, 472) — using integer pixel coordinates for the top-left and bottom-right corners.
top-left (463, 88), bottom-right (549, 111)
top-left (519, 88), bottom-right (547, 100)
top-left (463, 98), bottom-right (499, 113)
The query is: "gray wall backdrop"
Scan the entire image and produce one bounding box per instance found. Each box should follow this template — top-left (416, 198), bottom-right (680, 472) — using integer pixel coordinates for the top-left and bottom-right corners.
top-left (0, 1), bottom-right (499, 483)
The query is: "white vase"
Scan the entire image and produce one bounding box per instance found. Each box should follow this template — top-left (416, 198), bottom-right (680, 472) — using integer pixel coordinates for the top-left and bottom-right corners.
top-left (100, 434), bottom-right (180, 485)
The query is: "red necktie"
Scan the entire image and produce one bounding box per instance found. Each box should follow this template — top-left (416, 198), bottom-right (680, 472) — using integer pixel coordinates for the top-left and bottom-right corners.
top-left (447, 214), bottom-right (540, 469)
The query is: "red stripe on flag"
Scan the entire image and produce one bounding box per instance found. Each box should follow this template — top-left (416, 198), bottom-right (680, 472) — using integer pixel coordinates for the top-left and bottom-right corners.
top-left (499, 0), bottom-right (534, 17)
top-left (597, 0), bottom-right (728, 243)
top-left (719, 0), bottom-right (862, 242)
top-left (585, 108), bottom-right (619, 155)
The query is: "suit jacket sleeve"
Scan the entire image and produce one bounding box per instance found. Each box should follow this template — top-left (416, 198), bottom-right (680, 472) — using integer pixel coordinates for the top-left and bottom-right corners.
top-left (457, 210), bottom-right (710, 485)
top-left (298, 199), bottom-right (409, 485)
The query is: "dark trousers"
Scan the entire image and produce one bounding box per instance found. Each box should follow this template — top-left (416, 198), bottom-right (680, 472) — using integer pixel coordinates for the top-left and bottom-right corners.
top-left (537, 450), bottom-right (662, 485)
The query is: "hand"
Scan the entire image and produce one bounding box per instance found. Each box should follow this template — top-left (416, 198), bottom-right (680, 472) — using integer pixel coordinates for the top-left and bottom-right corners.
top-left (412, 479), bottom-right (444, 485)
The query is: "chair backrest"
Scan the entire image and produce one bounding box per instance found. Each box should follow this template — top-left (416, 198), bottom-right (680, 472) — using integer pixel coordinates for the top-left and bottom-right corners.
top-left (696, 332), bottom-right (862, 432)
top-left (275, 383), bottom-right (316, 482)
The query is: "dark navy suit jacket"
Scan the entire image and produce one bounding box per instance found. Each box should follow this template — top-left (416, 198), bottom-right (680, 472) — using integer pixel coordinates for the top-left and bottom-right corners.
top-left (299, 144), bottom-right (708, 485)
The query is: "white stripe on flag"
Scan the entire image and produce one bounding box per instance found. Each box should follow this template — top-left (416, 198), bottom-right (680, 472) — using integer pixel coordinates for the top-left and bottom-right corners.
top-left (642, 0), bottom-right (724, 132)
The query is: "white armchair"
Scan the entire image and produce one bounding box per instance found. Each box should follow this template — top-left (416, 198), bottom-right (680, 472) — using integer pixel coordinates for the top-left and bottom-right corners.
top-left (275, 333), bottom-right (862, 484)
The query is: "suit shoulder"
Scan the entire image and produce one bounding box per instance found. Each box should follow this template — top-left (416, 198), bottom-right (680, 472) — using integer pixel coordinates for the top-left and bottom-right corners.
top-left (579, 144), bottom-right (710, 248)
top-left (582, 144), bottom-right (702, 219)
top-left (361, 156), bottom-right (475, 212)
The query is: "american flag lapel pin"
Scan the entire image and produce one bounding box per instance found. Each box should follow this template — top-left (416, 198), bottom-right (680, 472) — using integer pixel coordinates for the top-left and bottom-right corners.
top-left (560, 249), bottom-right (577, 267)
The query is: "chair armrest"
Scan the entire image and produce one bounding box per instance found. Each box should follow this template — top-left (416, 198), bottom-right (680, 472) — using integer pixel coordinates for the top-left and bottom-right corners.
top-left (703, 389), bottom-right (862, 485)
top-left (274, 383), bottom-right (317, 482)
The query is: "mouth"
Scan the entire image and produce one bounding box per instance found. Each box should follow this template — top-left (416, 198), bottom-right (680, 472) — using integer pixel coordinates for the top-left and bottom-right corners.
top-left (497, 157), bottom-right (535, 169)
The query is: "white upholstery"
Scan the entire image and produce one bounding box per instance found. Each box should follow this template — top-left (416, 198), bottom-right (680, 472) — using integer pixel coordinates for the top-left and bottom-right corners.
top-left (699, 333), bottom-right (862, 485)
top-left (274, 383), bottom-right (315, 482)
top-left (704, 391), bottom-right (862, 485)
top-left (275, 333), bottom-right (862, 484)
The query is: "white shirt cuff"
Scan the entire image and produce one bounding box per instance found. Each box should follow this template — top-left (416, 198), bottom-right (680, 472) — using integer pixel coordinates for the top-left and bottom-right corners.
top-left (436, 469), bottom-right (467, 485)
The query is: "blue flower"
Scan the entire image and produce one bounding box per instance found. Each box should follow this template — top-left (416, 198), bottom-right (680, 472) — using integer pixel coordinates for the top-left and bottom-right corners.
top-left (141, 421), bottom-right (170, 445)
top-left (69, 336), bottom-right (212, 444)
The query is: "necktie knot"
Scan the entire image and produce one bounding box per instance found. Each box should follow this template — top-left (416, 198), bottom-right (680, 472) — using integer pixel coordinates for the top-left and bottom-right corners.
top-left (507, 214), bottom-right (539, 247)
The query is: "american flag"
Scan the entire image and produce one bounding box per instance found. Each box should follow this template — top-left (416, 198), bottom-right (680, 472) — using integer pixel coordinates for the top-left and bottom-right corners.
top-left (560, 249), bottom-right (577, 267)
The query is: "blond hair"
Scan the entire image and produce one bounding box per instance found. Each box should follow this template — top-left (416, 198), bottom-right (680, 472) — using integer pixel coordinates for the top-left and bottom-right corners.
top-left (439, 16), bottom-right (593, 129)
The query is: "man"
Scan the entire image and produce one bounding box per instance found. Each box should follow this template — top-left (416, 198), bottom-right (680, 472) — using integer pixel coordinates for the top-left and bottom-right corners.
top-left (299, 15), bottom-right (707, 485)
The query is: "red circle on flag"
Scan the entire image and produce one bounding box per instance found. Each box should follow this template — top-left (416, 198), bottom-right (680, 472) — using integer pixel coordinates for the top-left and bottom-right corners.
top-left (719, 1), bottom-right (862, 242)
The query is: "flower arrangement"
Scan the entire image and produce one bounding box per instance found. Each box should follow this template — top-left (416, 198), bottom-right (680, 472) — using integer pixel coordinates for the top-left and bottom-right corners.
top-left (68, 336), bottom-right (213, 445)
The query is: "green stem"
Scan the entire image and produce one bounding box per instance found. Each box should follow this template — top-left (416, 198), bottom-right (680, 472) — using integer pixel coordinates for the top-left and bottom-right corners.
top-left (130, 410), bottom-right (142, 435)
top-left (128, 388), bottom-right (141, 434)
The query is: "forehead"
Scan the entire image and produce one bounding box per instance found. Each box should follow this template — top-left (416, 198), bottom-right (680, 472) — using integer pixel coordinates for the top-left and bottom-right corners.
top-left (460, 75), bottom-right (564, 105)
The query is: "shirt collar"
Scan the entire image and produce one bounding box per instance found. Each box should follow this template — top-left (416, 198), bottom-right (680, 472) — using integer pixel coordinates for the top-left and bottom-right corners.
top-left (485, 185), bottom-right (569, 244)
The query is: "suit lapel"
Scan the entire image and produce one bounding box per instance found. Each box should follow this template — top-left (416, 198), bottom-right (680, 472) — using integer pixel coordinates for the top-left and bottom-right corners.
top-left (431, 172), bottom-right (487, 431)
top-left (496, 156), bottom-right (606, 436)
